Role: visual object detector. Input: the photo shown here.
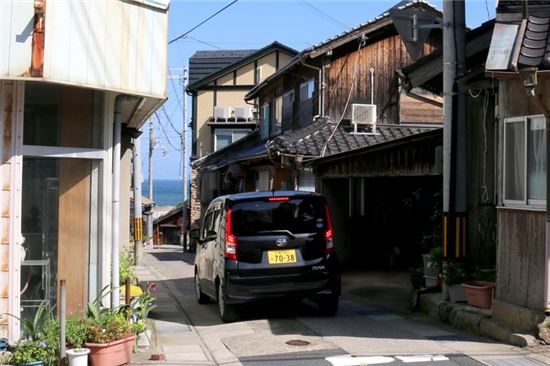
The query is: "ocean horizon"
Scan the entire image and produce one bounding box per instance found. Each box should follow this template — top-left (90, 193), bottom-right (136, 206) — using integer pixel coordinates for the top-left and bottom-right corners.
top-left (141, 179), bottom-right (184, 207)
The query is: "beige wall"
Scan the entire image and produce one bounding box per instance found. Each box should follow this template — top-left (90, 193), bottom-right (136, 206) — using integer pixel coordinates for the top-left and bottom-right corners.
top-left (257, 53), bottom-right (277, 83)
top-left (236, 63), bottom-right (255, 85)
top-left (194, 50), bottom-right (295, 157)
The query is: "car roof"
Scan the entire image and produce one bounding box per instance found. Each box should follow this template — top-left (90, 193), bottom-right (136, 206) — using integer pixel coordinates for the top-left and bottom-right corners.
top-left (214, 190), bottom-right (321, 204)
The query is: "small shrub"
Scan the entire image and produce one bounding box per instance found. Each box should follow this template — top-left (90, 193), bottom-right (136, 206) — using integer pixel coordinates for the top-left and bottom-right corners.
top-left (12, 340), bottom-right (48, 365)
top-left (120, 248), bottom-right (137, 285)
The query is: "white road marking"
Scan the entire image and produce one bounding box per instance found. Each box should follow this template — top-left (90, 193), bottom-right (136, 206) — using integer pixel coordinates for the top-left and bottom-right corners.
top-left (395, 355), bottom-right (450, 363)
top-left (326, 355), bottom-right (395, 366)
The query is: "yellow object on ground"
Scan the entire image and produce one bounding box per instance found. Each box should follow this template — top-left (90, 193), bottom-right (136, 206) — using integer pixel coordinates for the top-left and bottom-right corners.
top-left (120, 284), bottom-right (143, 297)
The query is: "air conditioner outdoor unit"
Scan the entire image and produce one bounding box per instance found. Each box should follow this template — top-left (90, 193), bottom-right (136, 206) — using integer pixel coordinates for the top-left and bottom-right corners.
top-left (234, 106), bottom-right (253, 121)
top-left (352, 104), bottom-right (376, 125)
top-left (214, 106), bottom-right (232, 122)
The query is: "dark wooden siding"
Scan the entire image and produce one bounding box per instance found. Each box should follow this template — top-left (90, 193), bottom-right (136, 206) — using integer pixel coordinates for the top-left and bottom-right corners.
top-left (466, 91), bottom-right (497, 268)
top-left (497, 208), bottom-right (545, 310)
top-left (324, 31), bottom-right (440, 124)
top-left (315, 132), bottom-right (442, 179)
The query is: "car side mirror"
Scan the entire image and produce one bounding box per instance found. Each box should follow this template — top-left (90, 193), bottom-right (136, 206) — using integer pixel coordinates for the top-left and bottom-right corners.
top-left (204, 230), bottom-right (217, 242)
top-left (189, 229), bottom-right (200, 240)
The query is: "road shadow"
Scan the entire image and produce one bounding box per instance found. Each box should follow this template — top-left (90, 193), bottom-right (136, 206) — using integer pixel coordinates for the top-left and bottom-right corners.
top-left (148, 248), bottom-right (195, 265)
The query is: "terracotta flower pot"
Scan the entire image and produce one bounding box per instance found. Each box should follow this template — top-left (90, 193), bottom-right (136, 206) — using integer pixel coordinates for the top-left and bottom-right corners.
top-left (85, 336), bottom-right (135, 366)
top-left (462, 281), bottom-right (495, 309)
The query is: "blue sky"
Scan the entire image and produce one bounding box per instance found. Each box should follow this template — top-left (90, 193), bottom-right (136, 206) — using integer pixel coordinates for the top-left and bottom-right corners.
top-left (143, 0), bottom-right (496, 183)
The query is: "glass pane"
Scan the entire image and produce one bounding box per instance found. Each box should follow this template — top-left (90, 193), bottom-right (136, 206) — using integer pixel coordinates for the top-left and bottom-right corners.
top-left (505, 121), bottom-right (526, 201)
top-left (21, 157), bottom-right (95, 323)
top-left (232, 197), bottom-right (326, 235)
top-left (262, 105), bottom-right (270, 138)
top-left (215, 130), bottom-right (232, 151)
top-left (528, 117), bottom-right (546, 200)
top-left (24, 84), bottom-right (103, 149)
top-left (233, 129), bottom-right (250, 142)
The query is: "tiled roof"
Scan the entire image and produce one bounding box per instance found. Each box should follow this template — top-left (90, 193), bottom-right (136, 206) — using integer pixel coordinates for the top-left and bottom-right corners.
top-left (304, 0), bottom-right (441, 54)
top-left (188, 49), bottom-right (257, 86)
top-left (518, 15), bottom-right (550, 68)
top-left (267, 117), bottom-right (441, 159)
top-left (187, 42), bottom-right (298, 91)
top-left (498, 0), bottom-right (550, 13)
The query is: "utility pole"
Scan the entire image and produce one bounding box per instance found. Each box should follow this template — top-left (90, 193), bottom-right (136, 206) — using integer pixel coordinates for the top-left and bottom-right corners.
top-left (442, 0), bottom-right (467, 259)
top-left (133, 136), bottom-right (143, 264)
top-left (181, 67), bottom-right (189, 250)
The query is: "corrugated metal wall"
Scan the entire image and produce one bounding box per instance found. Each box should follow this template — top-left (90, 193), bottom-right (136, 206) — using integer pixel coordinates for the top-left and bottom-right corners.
top-left (44, 2), bottom-right (167, 98)
top-left (0, 2), bottom-right (34, 77)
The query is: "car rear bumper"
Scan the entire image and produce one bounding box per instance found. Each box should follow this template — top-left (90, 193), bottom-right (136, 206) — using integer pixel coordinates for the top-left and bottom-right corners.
top-left (225, 272), bottom-right (339, 304)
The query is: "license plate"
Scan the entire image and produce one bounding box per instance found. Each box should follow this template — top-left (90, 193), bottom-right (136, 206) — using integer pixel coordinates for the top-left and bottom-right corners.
top-left (268, 249), bottom-right (297, 264)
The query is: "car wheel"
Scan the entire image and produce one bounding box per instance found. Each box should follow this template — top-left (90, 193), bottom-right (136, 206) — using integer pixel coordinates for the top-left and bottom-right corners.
top-left (318, 295), bottom-right (339, 316)
top-left (194, 271), bottom-right (208, 304)
top-left (218, 282), bottom-right (237, 322)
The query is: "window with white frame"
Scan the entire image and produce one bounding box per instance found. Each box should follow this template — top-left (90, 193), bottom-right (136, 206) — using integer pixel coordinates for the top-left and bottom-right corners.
top-left (214, 129), bottom-right (250, 151)
top-left (261, 103), bottom-right (270, 139)
top-left (503, 115), bottom-right (546, 206)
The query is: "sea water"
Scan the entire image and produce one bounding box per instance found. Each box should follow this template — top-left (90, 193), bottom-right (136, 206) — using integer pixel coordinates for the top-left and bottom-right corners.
top-left (141, 179), bottom-right (183, 207)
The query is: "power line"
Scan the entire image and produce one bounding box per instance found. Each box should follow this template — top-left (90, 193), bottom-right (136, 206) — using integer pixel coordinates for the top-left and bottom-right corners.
top-left (161, 105), bottom-right (182, 137)
top-left (298, 0), bottom-right (349, 30)
top-left (186, 36), bottom-right (223, 50)
top-left (169, 0), bottom-right (239, 44)
top-left (155, 112), bottom-right (182, 152)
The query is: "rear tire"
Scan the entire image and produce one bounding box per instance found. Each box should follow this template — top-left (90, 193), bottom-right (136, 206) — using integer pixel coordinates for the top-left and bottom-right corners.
top-left (218, 282), bottom-right (238, 322)
top-left (319, 295), bottom-right (339, 316)
top-left (195, 271), bottom-right (208, 304)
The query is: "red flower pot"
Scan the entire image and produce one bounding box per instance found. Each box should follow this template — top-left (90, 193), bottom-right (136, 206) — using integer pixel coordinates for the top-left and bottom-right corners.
top-left (462, 281), bottom-right (495, 309)
top-left (85, 335), bottom-right (135, 366)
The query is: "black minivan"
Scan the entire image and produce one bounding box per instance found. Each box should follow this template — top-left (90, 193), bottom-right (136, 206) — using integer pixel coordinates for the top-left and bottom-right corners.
top-left (191, 191), bottom-right (340, 322)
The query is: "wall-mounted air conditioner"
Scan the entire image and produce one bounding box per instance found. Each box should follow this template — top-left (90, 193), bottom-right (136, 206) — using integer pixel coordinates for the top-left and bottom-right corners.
top-left (352, 104), bottom-right (376, 125)
top-left (214, 106), bottom-right (232, 122)
top-left (351, 104), bottom-right (378, 134)
top-left (234, 106), bottom-right (253, 121)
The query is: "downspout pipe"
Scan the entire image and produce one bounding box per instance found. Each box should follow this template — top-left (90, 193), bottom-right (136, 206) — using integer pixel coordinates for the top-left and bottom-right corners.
top-left (112, 97), bottom-right (123, 308)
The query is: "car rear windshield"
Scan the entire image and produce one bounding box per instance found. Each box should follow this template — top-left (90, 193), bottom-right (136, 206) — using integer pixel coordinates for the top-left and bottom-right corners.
top-left (231, 197), bottom-right (327, 236)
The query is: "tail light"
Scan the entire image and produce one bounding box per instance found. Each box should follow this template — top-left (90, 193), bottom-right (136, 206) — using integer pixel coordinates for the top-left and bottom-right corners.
top-left (324, 204), bottom-right (334, 254)
top-left (225, 208), bottom-right (238, 260)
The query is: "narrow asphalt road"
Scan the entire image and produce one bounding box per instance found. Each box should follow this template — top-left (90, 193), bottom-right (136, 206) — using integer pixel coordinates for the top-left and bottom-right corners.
top-left (140, 246), bottom-right (542, 366)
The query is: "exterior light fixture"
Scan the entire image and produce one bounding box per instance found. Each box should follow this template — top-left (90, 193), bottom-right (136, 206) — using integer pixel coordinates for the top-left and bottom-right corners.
top-left (519, 67), bottom-right (538, 97)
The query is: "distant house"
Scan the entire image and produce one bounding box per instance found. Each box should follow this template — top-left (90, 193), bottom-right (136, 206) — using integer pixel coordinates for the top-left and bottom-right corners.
top-left (153, 204), bottom-right (186, 246)
top-left (192, 0), bottom-right (445, 268)
top-left (1, 1), bottom-right (169, 341)
top-left (187, 42), bottom-right (298, 227)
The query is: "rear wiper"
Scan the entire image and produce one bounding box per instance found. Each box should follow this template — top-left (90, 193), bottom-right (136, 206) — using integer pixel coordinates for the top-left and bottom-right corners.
top-left (256, 230), bottom-right (296, 238)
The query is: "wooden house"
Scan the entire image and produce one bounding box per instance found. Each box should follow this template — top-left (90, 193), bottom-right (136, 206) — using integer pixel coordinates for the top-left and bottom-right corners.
top-left (482, 0), bottom-right (550, 341)
top-left (187, 42), bottom-right (298, 227)
top-left (193, 0), bottom-right (445, 269)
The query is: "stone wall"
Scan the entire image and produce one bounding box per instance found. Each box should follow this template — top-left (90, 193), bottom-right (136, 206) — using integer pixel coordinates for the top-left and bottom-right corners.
top-left (190, 169), bottom-right (202, 229)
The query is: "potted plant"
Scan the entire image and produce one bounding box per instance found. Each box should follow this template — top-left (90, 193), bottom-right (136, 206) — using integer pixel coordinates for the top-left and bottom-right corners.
top-left (442, 260), bottom-right (470, 302)
top-left (12, 340), bottom-right (48, 366)
top-left (423, 247), bottom-right (443, 288)
top-left (462, 280), bottom-right (496, 309)
top-left (129, 289), bottom-right (156, 348)
top-left (65, 314), bottom-right (90, 366)
top-left (85, 299), bottom-right (134, 366)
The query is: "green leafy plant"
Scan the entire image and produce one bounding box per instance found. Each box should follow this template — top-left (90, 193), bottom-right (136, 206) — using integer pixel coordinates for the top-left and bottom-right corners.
top-left (0, 351), bottom-right (13, 365)
top-left (443, 260), bottom-right (471, 286)
top-left (12, 339), bottom-right (48, 365)
top-left (40, 318), bottom-right (60, 366)
top-left (429, 247), bottom-right (443, 272)
top-left (66, 314), bottom-right (89, 350)
top-left (9, 300), bottom-right (54, 341)
top-left (86, 310), bottom-right (132, 344)
top-left (119, 248), bottom-right (137, 285)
